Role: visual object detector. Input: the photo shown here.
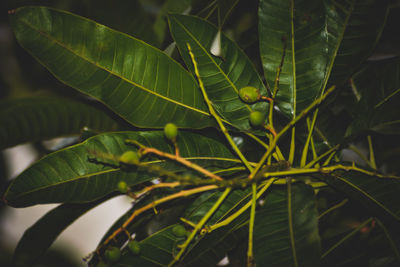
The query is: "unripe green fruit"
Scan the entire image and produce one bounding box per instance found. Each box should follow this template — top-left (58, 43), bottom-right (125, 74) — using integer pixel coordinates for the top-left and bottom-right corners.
top-left (119, 151), bottom-right (140, 165)
top-left (239, 86), bottom-right (260, 103)
top-left (249, 111), bottom-right (265, 127)
top-left (128, 240), bottom-right (141, 255)
top-left (164, 123), bottom-right (178, 141)
top-left (117, 181), bottom-right (129, 193)
top-left (105, 246), bottom-right (121, 262)
top-left (172, 225), bottom-right (187, 237)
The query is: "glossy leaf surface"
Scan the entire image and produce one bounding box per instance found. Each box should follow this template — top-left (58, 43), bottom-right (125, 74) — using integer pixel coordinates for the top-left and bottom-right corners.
top-left (0, 95), bottom-right (121, 150)
top-left (258, 0), bottom-right (329, 118)
top-left (4, 131), bottom-right (237, 207)
top-left (254, 183), bottom-right (321, 266)
top-left (169, 14), bottom-right (268, 131)
top-left (10, 7), bottom-right (214, 129)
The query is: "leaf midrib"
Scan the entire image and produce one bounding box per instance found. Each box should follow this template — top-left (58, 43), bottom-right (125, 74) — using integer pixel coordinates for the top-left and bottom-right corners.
top-left (170, 15), bottom-right (253, 113)
top-left (18, 12), bottom-right (211, 117)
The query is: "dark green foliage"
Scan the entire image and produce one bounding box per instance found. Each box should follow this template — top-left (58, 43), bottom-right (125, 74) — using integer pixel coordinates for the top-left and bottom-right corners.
top-left (1, 1), bottom-right (399, 267)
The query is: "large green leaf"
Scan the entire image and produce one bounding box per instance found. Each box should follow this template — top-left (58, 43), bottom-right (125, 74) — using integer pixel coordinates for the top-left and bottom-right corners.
top-left (319, 170), bottom-right (400, 221)
top-left (4, 131), bottom-right (237, 207)
top-left (326, 0), bottom-right (390, 86)
top-left (12, 195), bottom-right (113, 267)
top-left (346, 58), bottom-right (400, 136)
top-left (258, 0), bottom-right (329, 118)
top-left (168, 14), bottom-right (268, 131)
top-left (10, 6), bottom-right (214, 128)
top-left (0, 95), bottom-right (123, 150)
top-left (254, 183), bottom-right (321, 267)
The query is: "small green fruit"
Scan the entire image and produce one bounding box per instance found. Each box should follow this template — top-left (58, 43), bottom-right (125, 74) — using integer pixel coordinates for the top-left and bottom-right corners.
top-left (128, 240), bottom-right (141, 255)
top-left (239, 86), bottom-right (260, 103)
top-left (119, 151), bottom-right (140, 165)
top-left (249, 111), bottom-right (265, 127)
top-left (117, 181), bottom-right (129, 193)
top-left (164, 123), bottom-right (178, 141)
top-left (172, 225), bottom-right (187, 237)
top-left (105, 246), bottom-right (121, 262)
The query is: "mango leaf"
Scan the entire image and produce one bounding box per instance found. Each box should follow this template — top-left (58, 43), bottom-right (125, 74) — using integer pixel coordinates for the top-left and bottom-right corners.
top-left (10, 6), bottom-right (214, 129)
top-left (116, 224), bottom-right (182, 267)
top-left (318, 170), bottom-right (400, 221)
top-left (3, 131), bottom-right (237, 207)
top-left (346, 58), bottom-right (400, 136)
top-left (168, 14), bottom-right (268, 131)
top-left (326, 0), bottom-right (390, 86)
top-left (12, 194), bottom-right (114, 267)
top-left (0, 95), bottom-right (123, 150)
top-left (258, 0), bottom-right (329, 118)
top-left (254, 183), bottom-right (321, 267)
top-left (183, 187), bottom-right (250, 226)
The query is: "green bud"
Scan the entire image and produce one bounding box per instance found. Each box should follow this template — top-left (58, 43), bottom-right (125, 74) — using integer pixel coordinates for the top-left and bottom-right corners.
top-left (239, 86), bottom-right (260, 103)
top-left (119, 151), bottom-right (140, 165)
top-left (128, 240), bottom-right (141, 255)
top-left (117, 181), bottom-right (129, 193)
top-left (172, 225), bottom-right (187, 237)
top-left (104, 246), bottom-right (121, 262)
top-left (164, 123), bottom-right (178, 141)
top-left (249, 111), bottom-right (265, 127)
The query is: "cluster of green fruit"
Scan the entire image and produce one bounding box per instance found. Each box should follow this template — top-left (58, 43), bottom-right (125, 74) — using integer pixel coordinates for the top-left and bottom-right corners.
top-left (239, 86), bottom-right (266, 128)
top-left (97, 240), bottom-right (141, 266)
top-left (116, 123), bottom-right (179, 194)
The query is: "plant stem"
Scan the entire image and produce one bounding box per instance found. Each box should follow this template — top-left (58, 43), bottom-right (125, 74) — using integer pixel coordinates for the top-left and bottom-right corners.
top-left (187, 43), bottom-right (253, 172)
top-left (287, 178), bottom-right (299, 267)
top-left (367, 135), bottom-right (377, 170)
top-left (318, 199), bottom-right (348, 219)
top-left (301, 113), bottom-right (319, 167)
top-left (207, 179), bottom-right (275, 232)
top-left (249, 85), bottom-right (337, 181)
top-left (247, 183), bottom-right (257, 266)
top-left (168, 187), bottom-right (232, 266)
top-left (100, 185), bottom-right (218, 250)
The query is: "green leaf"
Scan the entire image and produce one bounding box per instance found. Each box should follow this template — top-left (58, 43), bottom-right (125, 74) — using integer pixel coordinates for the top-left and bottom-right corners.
top-left (4, 131), bottom-right (237, 207)
top-left (254, 183), bottom-right (321, 267)
top-left (10, 6), bottom-right (214, 129)
top-left (12, 195), bottom-right (113, 267)
top-left (183, 187), bottom-right (250, 226)
top-left (326, 0), bottom-right (390, 86)
top-left (0, 95), bottom-right (123, 150)
top-left (116, 224), bottom-right (182, 267)
top-left (347, 58), bottom-right (400, 136)
top-left (168, 14), bottom-right (268, 131)
top-left (258, 0), bottom-right (329, 118)
top-left (319, 170), bottom-right (400, 221)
